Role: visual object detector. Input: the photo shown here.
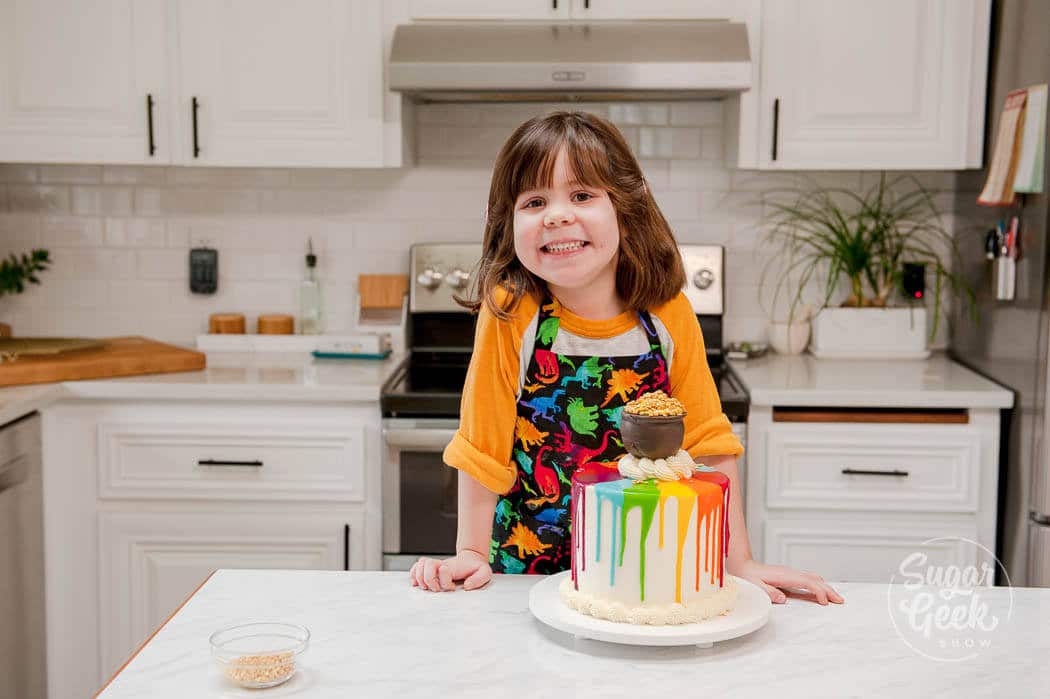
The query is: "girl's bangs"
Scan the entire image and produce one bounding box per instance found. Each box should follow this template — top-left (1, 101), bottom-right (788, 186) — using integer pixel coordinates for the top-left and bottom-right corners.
top-left (510, 125), bottom-right (616, 197)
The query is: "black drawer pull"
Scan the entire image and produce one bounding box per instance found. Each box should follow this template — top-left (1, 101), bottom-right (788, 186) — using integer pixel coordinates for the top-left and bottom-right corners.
top-left (841, 468), bottom-right (909, 477)
top-left (191, 96), bottom-right (201, 158)
top-left (771, 97), bottom-right (780, 161)
top-left (146, 93), bottom-right (156, 156)
top-left (198, 459), bottom-right (263, 467)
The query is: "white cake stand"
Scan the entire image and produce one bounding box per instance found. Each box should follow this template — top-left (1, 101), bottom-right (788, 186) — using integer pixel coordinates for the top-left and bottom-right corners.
top-left (529, 571), bottom-right (771, 648)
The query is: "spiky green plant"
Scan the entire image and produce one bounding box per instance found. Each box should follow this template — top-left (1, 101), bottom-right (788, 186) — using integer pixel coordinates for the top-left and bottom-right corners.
top-left (0, 249), bottom-right (51, 297)
top-left (758, 174), bottom-right (974, 340)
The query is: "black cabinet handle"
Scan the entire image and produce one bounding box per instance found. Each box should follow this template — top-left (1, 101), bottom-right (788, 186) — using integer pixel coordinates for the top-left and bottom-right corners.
top-left (197, 458), bottom-right (263, 467)
top-left (584, 0), bottom-right (590, 8)
top-left (552, 0), bottom-right (557, 8)
top-left (191, 96), bottom-right (201, 158)
top-left (771, 97), bottom-right (780, 161)
top-left (841, 468), bottom-right (909, 477)
top-left (343, 524), bottom-right (350, 570)
top-left (146, 94), bottom-right (156, 156)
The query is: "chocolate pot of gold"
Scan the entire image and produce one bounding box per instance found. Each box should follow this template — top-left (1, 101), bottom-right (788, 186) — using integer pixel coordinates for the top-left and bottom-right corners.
top-left (619, 411), bottom-right (686, 460)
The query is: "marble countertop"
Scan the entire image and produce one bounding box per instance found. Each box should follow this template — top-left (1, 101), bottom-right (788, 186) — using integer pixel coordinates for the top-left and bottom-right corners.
top-left (97, 570), bottom-right (1048, 698)
top-left (730, 352), bottom-right (1013, 409)
top-left (0, 351), bottom-right (405, 425)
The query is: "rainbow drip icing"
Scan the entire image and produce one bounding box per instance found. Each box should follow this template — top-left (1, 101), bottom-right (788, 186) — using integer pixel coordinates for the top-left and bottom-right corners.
top-left (570, 463), bottom-right (730, 603)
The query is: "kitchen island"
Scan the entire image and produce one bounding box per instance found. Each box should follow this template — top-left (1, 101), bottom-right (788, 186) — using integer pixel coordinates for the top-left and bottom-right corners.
top-left (96, 570), bottom-right (1047, 698)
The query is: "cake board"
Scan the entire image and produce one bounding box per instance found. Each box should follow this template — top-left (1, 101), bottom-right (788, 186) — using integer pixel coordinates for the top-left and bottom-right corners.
top-left (529, 571), bottom-right (771, 648)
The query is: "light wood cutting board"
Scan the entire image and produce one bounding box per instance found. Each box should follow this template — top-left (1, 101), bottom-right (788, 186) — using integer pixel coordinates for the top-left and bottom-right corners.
top-left (0, 336), bottom-right (206, 387)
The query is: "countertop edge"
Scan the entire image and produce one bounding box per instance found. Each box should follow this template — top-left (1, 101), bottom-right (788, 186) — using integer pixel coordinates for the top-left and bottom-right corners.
top-left (747, 389), bottom-right (1014, 409)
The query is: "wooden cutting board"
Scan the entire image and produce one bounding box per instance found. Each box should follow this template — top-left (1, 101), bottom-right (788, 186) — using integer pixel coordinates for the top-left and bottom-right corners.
top-left (0, 336), bottom-right (206, 387)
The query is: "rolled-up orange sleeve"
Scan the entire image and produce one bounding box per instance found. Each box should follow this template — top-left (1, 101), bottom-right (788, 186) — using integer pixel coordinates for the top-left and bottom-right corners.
top-left (442, 292), bottom-right (534, 495)
top-left (656, 292), bottom-right (744, 459)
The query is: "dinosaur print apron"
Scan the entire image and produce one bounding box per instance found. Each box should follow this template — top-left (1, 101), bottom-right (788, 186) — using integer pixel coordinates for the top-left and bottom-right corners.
top-left (490, 295), bottom-right (671, 574)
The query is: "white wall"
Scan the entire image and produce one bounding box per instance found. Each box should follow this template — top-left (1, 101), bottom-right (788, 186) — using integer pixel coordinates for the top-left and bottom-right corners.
top-left (0, 101), bottom-right (961, 346)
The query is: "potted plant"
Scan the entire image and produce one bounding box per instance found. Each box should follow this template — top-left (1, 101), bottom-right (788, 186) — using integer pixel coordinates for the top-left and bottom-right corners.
top-left (0, 249), bottom-right (51, 335)
top-left (758, 173), bottom-right (974, 358)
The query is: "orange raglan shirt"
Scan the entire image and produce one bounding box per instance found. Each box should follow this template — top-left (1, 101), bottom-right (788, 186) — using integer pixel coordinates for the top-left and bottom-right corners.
top-left (443, 287), bottom-right (744, 494)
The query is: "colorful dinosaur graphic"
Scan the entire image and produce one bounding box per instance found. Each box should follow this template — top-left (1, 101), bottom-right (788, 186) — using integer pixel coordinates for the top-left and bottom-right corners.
top-left (601, 368), bottom-right (649, 407)
top-left (521, 388), bottom-right (565, 421)
top-left (566, 397), bottom-right (600, 436)
top-left (497, 550), bottom-right (526, 574)
top-left (522, 382), bottom-right (544, 395)
top-left (501, 522), bottom-right (552, 557)
top-left (515, 416), bottom-right (548, 451)
top-left (526, 445), bottom-right (560, 508)
top-left (513, 449), bottom-right (534, 476)
top-left (575, 429), bottom-right (620, 466)
top-left (537, 524), bottom-right (566, 539)
top-left (537, 316), bottom-right (559, 345)
top-left (533, 348), bottom-right (560, 384)
top-left (495, 498), bottom-right (518, 528)
top-left (552, 421), bottom-right (574, 454)
top-left (601, 405), bottom-right (624, 427)
top-left (534, 507), bottom-right (568, 525)
top-left (561, 356), bottom-right (612, 390)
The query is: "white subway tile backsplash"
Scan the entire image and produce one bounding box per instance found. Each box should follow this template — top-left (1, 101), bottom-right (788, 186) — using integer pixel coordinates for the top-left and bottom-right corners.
top-left (8, 185), bottom-right (70, 213)
top-left (0, 102), bottom-right (970, 345)
top-left (38, 165), bottom-right (103, 184)
top-left (39, 217), bottom-right (105, 247)
top-left (670, 101), bottom-right (722, 127)
top-left (0, 165), bottom-right (38, 183)
top-left (72, 186), bottom-right (134, 216)
top-left (104, 218), bottom-right (168, 247)
top-left (136, 249), bottom-right (185, 280)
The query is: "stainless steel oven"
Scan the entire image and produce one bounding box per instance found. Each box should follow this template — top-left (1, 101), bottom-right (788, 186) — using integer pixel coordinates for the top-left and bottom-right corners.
top-left (379, 243), bottom-right (749, 570)
top-left (381, 417), bottom-right (459, 571)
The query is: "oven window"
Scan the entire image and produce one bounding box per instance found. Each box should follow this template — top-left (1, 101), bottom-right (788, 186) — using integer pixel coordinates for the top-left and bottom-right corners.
top-left (399, 451), bottom-right (458, 556)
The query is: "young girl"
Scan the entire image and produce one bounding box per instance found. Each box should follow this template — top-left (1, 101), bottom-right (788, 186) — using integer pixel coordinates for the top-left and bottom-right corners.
top-left (410, 111), bottom-right (843, 606)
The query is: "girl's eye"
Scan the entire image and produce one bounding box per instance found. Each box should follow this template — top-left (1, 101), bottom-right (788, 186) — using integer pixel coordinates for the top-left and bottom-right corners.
top-left (523, 198), bottom-right (544, 209)
top-left (572, 192), bottom-right (594, 202)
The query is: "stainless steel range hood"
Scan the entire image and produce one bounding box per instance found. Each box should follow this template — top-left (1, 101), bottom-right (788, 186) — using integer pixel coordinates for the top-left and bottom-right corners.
top-left (389, 21), bottom-right (751, 103)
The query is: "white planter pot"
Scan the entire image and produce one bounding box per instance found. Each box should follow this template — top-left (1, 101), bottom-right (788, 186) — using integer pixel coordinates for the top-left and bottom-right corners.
top-left (810, 307), bottom-right (929, 359)
top-left (767, 320), bottom-right (811, 355)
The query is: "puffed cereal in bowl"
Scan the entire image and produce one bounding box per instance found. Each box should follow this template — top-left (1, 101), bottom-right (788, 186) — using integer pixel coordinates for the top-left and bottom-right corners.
top-left (210, 622), bottom-right (309, 689)
top-left (620, 391), bottom-right (687, 459)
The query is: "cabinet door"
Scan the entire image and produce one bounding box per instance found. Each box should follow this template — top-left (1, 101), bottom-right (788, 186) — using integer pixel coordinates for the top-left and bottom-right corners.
top-left (174, 0), bottom-right (388, 166)
top-left (764, 515), bottom-right (980, 583)
top-left (757, 0), bottom-right (990, 169)
top-left (0, 0), bottom-right (168, 164)
top-left (409, 0), bottom-right (569, 20)
top-left (570, 0), bottom-right (740, 20)
top-left (97, 509), bottom-right (364, 680)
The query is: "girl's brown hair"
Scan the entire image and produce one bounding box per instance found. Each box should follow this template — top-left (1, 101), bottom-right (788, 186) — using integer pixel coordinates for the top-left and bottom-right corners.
top-left (460, 111), bottom-right (686, 320)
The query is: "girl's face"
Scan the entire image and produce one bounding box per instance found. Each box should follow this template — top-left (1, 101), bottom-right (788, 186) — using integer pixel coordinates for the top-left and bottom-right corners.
top-left (512, 147), bottom-right (620, 296)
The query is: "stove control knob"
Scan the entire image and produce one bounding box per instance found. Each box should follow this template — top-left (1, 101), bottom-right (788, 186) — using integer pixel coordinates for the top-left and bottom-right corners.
top-left (693, 268), bottom-right (716, 290)
top-left (417, 268), bottom-right (444, 290)
top-left (445, 268), bottom-right (470, 289)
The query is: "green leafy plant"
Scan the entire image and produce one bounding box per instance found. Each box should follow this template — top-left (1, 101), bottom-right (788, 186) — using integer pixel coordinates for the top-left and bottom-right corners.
top-left (758, 173), bottom-right (975, 340)
top-left (0, 249), bottom-right (51, 297)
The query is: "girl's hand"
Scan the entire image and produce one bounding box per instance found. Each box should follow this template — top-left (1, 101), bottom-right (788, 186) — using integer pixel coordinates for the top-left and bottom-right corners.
top-left (409, 549), bottom-right (492, 592)
top-left (730, 559), bottom-right (844, 606)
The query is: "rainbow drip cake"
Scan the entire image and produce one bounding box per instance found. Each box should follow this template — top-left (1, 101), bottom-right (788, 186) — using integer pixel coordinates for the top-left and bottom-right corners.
top-left (563, 460), bottom-right (736, 624)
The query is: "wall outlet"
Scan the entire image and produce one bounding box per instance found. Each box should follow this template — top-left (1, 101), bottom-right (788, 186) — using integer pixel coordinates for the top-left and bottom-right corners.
top-left (189, 247), bottom-right (218, 294)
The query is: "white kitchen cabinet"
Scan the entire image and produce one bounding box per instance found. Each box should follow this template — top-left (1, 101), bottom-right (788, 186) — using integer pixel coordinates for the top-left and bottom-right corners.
top-left (41, 399), bottom-right (382, 699)
top-left (570, 0), bottom-right (744, 20)
top-left (409, 0), bottom-right (743, 21)
top-left (174, 0), bottom-right (395, 167)
top-left (736, 0), bottom-right (991, 169)
top-left (0, 0), bottom-right (403, 167)
top-left (0, 0), bottom-right (168, 164)
top-left (409, 0), bottom-right (569, 20)
top-left (745, 406), bottom-right (1001, 583)
top-left (97, 509), bottom-right (364, 679)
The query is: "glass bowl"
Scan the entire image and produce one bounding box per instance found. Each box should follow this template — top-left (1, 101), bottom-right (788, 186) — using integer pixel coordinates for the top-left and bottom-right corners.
top-left (210, 622), bottom-right (310, 689)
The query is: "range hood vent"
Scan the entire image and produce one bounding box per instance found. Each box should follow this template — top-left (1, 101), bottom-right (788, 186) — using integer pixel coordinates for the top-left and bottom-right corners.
top-left (389, 21), bottom-right (751, 103)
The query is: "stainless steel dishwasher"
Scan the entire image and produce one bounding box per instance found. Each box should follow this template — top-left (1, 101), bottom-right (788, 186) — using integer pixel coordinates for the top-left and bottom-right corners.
top-left (0, 412), bottom-right (46, 699)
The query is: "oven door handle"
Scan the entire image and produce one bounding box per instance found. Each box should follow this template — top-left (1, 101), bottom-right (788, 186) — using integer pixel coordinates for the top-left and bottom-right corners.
top-left (383, 428), bottom-right (457, 451)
